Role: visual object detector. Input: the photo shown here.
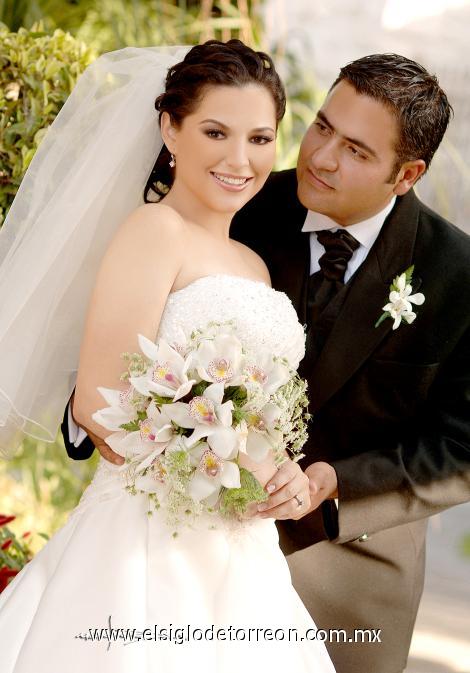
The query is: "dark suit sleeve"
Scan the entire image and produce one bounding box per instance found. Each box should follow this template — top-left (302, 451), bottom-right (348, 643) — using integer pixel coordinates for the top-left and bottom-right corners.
top-left (61, 394), bottom-right (95, 461)
top-left (330, 324), bottom-right (470, 544)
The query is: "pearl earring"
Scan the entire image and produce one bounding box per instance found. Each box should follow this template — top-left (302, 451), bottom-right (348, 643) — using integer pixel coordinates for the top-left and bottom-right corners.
top-left (169, 153), bottom-right (176, 168)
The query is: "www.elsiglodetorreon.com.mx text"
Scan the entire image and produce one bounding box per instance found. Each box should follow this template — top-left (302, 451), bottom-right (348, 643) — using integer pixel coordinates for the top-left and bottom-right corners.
top-left (75, 616), bottom-right (382, 649)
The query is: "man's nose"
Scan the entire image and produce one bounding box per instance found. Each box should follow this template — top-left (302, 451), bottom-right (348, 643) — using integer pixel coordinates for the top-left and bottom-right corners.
top-left (311, 139), bottom-right (338, 172)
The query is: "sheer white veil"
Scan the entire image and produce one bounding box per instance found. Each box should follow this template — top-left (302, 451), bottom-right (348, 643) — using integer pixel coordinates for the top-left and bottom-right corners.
top-left (0, 45), bottom-right (190, 458)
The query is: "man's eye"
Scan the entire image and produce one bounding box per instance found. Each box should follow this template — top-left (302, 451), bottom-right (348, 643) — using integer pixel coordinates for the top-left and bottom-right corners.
top-left (314, 122), bottom-right (329, 135)
top-left (348, 146), bottom-right (366, 159)
top-left (205, 129), bottom-right (225, 139)
top-left (251, 135), bottom-right (273, 145)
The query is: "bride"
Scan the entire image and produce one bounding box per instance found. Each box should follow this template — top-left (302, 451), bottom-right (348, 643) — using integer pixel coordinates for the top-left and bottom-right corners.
top-left (0, 39), bottom-right (335, 672)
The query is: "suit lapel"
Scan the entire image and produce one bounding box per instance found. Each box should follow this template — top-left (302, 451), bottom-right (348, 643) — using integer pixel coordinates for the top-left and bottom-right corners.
top-left (270, 232), bottom-right (310, 325)
top-left (307, 190), bottom-right (422, 412)
top-left (263, 171), bottom-right (310, 324)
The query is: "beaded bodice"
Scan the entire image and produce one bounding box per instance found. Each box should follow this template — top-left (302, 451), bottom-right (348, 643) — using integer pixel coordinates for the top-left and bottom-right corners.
top-left (157, 274), bottom-right (305, 370)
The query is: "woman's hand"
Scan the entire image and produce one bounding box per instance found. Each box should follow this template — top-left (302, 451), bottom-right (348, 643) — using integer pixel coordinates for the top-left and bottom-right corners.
top-left (255, 459), bottom-right (311, 520)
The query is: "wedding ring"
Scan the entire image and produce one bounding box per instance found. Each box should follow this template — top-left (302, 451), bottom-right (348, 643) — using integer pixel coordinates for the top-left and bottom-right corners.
top-left (294, 494), bottom-right (303, 508)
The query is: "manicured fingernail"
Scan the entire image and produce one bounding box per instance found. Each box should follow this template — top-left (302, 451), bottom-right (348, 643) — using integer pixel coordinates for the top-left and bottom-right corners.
top-left (266, 484), bottom-right (275, 493)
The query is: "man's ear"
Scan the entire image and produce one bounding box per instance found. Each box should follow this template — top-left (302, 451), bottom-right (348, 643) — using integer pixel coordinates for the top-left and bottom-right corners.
top-left (393, 159), bottom-right (426, 196)
top-left (160, 111), bottom-right (178, 154)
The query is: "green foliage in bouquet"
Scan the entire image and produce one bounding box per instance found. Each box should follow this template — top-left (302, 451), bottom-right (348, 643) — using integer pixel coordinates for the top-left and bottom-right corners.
top-left (0, 20), bottom-right (96, 225)
top-left (219, 467), bottom-right (268, 517)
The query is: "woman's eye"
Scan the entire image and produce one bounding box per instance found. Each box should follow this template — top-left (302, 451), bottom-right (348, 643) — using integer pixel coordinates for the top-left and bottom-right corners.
top-left (250, 135), bottom-right (273, 145)
top-left (205, 129), bottom-right (225, 139)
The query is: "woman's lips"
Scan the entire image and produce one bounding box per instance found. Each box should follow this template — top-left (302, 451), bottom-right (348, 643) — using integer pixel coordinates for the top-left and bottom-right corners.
top-left (210, 171), bottom-right (253, 192)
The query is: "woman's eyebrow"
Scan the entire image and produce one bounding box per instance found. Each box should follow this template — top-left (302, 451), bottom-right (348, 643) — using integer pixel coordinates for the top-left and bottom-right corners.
top-left (199, 118), bottom-right (275, 133)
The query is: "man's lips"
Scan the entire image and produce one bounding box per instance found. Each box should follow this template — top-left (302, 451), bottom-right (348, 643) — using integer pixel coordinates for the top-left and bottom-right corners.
top-left (306, 168), bottom-right (334, 190)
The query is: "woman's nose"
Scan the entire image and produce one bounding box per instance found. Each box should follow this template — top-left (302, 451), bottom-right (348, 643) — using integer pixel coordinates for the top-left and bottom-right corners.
top-left (226, 139), bottom-right (250, 170)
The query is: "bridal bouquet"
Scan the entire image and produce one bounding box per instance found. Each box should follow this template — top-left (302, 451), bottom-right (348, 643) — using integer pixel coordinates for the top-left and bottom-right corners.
top-left (92, 321), bottom-right (309, 528)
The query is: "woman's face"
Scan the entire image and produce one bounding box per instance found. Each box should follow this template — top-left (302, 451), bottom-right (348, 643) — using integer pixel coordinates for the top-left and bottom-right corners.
top-left (162, 83), bottom-right (277, 216)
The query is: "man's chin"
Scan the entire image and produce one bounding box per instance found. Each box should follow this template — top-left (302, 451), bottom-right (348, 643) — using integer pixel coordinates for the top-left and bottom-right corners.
top-left (297, 180), bottom-right (334, 215)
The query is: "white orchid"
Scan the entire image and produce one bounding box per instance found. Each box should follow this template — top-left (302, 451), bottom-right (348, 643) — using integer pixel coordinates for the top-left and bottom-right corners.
top-left (187, 441), bottom-right (241, 503)
top-left (130, 334), bottom-right (196, 402)
top-left (194, 332), bottom-right (245, 385)
top-left (91, 384), bottom-right (140, 432)
top-left (94, 398), bottom-right (173, 465)
top-left (243, 352), bottom-right (291, 396)
top-left (163, 382), bottom-right (239, 457)
top-left (376, 266), bottom-right (425, 330)
top-left (238, 402), bottom-right (283, 462)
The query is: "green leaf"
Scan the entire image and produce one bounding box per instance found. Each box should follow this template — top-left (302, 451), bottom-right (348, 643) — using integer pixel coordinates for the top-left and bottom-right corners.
top-left (404, 264), bottom-right (415, 284)
top-left (223, 385), bottom-right (248, 406)
top-left (219, 468), bottom-right (268, 517)
top-left (120, 420), bottom-right (140, 432)
top-left (191, 381), bottom-right (211, 397)
top-left (374, 312), bottom-right (389, 329)
top-left (150, 392), bottom-right (174, 405)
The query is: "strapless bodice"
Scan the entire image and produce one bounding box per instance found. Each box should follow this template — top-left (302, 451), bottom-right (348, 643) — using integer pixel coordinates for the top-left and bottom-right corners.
top-left (157, 274), bottom-right (305, 370)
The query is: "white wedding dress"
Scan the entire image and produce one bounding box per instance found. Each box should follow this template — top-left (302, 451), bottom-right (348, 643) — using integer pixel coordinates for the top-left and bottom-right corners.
top-left (0, 274), bottom-right (335, 673)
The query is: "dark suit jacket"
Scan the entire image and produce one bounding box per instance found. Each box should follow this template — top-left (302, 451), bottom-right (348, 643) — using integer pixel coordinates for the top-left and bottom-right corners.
top-left (231, 169), bottom-right (470, 672)
top-left (62, 169), bottom-right (470, 673)
top-left (231, 169), bottom-right (470, 542)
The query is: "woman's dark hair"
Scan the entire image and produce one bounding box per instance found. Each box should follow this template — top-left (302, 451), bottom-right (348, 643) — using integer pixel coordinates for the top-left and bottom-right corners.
top-left (331, 53), bottom-right (453, 180)
top-left (144, 39), bottom-right (286, 202)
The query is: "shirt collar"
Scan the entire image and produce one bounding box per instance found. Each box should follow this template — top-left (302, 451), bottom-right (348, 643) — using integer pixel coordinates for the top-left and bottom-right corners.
top-left (301, 197), bottom-right (396, 250)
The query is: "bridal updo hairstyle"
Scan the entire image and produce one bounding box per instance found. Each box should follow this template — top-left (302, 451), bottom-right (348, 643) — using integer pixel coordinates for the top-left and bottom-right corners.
top-left (144, 39), bottom-right (286, 202)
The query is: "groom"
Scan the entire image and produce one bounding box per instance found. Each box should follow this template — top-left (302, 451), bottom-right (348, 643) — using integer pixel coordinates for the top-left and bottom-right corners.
top-left (62, 54), bottom-right (470, 673)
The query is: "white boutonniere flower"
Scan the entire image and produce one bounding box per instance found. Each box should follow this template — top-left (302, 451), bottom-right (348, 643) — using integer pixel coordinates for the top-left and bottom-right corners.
top-left (375, 265), bottom-right (425, 330)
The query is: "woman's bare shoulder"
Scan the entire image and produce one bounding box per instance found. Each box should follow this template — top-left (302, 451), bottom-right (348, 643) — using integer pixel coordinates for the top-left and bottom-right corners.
top-left (231, 239), bottom-right (271, 285)
top-left (118, 202), bottom-right (187, 240)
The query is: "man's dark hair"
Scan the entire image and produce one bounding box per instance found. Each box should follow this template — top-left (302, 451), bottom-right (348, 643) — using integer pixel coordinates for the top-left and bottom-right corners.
top-left (331, 53), bottom-right (453, 180)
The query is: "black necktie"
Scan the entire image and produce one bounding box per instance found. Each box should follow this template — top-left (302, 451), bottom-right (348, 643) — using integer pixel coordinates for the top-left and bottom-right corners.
top-left (307, 228), bottom-right (360, 324)
top-left (300, 228), bottom-right (360, 374)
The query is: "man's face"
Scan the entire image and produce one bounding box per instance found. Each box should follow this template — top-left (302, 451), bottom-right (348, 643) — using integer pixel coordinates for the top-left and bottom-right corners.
top-left (296, 80), bottom-right (403, 225)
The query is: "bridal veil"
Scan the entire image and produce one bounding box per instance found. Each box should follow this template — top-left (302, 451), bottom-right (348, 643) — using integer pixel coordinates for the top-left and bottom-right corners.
top-left (0, 45), bottom-right (189, 457)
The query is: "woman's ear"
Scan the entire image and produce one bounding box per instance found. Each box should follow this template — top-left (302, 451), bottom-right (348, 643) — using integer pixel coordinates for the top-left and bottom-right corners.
top-left (160, 111), bottom-right (178, 154)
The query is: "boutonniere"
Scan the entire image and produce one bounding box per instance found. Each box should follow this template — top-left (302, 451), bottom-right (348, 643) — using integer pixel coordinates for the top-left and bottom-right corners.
top-left (375, 265), bottom-right (425, 330)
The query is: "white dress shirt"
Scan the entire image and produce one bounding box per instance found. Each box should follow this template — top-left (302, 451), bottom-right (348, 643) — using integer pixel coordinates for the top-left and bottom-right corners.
top-left (302, 197), bottom-right (396, 281)
top-left (67, 399), bottom-right (87, 447)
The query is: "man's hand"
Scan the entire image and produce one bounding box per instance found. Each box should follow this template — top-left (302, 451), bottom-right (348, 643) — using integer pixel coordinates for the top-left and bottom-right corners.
top-left (303, 461), bottom-right (338, 515)
top-left (71, 393), bottom-right (124, 466)
top-left (85, 427), bottom-right (125, 466)
top-left (256, 459), bottom-right (311, 520)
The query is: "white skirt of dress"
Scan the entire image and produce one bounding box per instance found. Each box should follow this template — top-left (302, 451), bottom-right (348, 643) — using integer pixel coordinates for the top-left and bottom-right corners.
top-left (0, 458), bottom-right (335, 673)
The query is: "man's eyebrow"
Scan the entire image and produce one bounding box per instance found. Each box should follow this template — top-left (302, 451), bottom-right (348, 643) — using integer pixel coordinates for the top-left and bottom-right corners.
top-left (316, 110), bottom-right (378, 159)
top-left (199, 118), bottom-right (275, 133)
